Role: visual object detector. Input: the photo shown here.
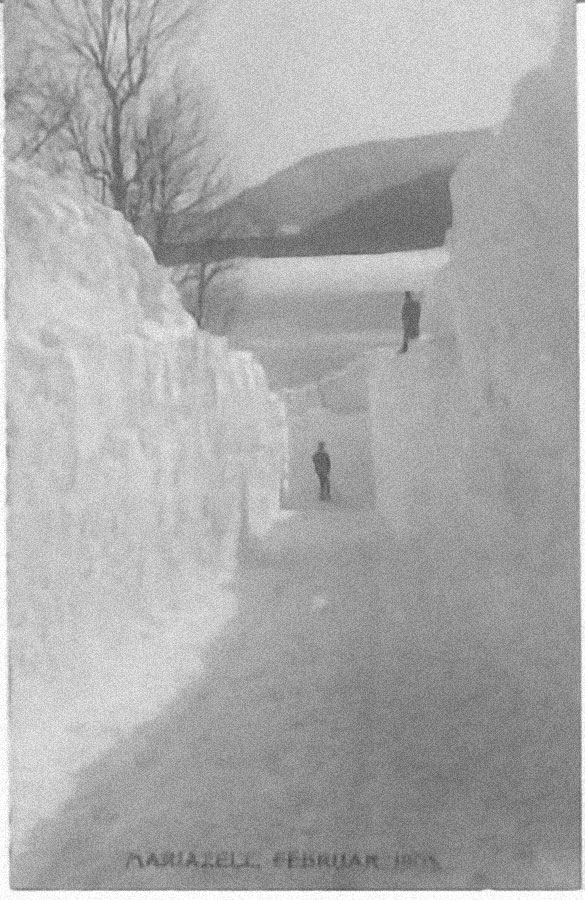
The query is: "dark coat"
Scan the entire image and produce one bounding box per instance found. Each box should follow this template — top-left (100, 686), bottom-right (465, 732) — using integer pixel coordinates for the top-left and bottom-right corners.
top-left (401, 297), bottom-right (421, 340)
top-left (312, 450), bottom-right (331, 476)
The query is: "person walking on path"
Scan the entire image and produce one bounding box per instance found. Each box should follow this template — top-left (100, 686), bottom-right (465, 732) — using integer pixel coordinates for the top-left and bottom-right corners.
top-left (312, 441), bottom-right (331, 501)
top-left (398, 290), bottom-right (421, 354)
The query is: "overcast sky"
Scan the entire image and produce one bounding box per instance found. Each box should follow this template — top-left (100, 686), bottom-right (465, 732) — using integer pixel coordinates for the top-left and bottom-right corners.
top-left (197, 0), bottom-right (563, 190)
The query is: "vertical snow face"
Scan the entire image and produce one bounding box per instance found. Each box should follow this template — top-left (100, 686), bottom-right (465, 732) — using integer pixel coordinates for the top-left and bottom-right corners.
top-left (368, 335), bottom-right (464, 536)
top-left (433, 1), bottom-right (577, 543)
top-left (371, 4), bottom-right (577, 545)
top-left (6, 163), bottom-right (287, 847)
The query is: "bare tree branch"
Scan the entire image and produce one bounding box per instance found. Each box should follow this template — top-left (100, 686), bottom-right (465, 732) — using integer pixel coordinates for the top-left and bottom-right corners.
top-left (9, 0), bottom-right (232, 330)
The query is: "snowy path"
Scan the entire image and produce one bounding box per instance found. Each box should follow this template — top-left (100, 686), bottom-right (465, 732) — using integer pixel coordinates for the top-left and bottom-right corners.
top-left (13, 504), bottom-right (580, 890)
top-left (14, 506), bottom-right (395, 889)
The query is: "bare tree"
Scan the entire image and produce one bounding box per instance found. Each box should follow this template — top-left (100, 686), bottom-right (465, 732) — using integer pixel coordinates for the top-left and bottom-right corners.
top-left (126, 83), bottom-right (229, 250)
top-left (172, 254), bottom-right (238, 331)
top-left (169, 214), bottom-right (240, 330)
top-left (19, 0), bottom-right (193, 210)
top-left (9, 0), bottom-right (234, 328)
top-left (125, 85), bottom-right (237, 328)
top-left (5, 55), bottom-right (81, 162)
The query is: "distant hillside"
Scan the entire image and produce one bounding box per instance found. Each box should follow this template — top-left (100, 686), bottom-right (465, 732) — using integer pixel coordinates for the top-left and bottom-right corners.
top-left (168, 129), bottom-right (489, 247)
top-left (304, 170), bottom-right (454, 251)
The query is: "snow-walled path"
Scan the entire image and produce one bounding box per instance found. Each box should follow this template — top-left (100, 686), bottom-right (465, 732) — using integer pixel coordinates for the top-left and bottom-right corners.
top-left (15, 506), bottom-right (396, 890)
top-left (13, 504), bottom-right (579, 890)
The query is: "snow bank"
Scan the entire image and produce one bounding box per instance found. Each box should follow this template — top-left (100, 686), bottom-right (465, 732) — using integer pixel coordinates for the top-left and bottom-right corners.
top-left (6, 163), bottom-right (287, 848)
top-left (370, 3), bottom-right (577, 550)
top-left (438, 1), bottom-right (577, 546)
top-left (367, 11), bottom-right (579, 880)
top-left (369, 334), bottom-right (464, 535)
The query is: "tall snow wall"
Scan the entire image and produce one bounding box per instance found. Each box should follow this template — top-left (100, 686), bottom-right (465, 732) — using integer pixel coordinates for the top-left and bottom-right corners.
top-left (368, 332), bottom-right (462, 536)
top-left (370, 3), bottom-right (578, 551)
top-left (367, 13), bottom-right (579, 882)
top-left (6, 163), bottom-right (287, 845)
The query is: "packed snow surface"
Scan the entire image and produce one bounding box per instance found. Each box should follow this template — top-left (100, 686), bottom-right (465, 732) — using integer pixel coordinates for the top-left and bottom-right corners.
top-left (7, 163), bottom-right (287, 850)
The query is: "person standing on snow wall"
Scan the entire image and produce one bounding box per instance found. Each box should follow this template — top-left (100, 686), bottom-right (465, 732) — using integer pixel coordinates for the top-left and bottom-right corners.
top-left (398, 290), bottom-right (421, 354)
top-left (312, 441), bottom-right (331, 501)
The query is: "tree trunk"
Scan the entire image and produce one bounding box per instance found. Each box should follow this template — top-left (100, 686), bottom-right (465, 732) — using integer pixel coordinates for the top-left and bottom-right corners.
top-left (109, 106), bottom-right (127, 214)
top-left (197, 259), bottom-right (207, 328)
